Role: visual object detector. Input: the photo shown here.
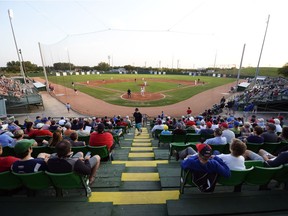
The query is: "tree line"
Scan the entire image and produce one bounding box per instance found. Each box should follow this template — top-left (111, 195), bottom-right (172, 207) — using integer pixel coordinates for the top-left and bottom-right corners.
top-left (1, 60), bottom-right (288, 77)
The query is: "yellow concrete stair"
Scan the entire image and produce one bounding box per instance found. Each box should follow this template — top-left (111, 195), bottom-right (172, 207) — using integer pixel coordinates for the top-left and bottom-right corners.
top-left (112, 160), bottom-right (168, 167)
top-left (121, 173), bottom-right (160, 181)
top-left (89, 191), bottom-right (179, 204)
top-left (128, 152), bottom-right (154, 158)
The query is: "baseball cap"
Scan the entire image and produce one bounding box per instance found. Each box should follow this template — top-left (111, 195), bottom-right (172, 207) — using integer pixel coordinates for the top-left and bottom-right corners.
top-left (266, 123), bottom-right (276, 131)
top-left (36, 123), bottom-right (44, 129)
top-left (220, 122), bottom-right (228, 128)
top-left (206, 122), bottom-right (212, 128)
top-left (233, 121), bottom-right (240, 126)
top-left (196, 143), bottom-right (212, 159)
top-left (14, 139), bottom-right (34, 155)
top-left (163, 125), bottom-right (168, 130)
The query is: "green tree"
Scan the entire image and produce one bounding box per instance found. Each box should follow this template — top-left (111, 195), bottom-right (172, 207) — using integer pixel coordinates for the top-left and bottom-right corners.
top-left (124, 65), bottom-right (134, 72)
top-left (96, 62), bottom-right (110, 71)
top-left (278, 63), bottom-right (288, 77)
top-left (53, 62), bottom-right (74, 71)
top-left (6, 61), bottom-right (20, 73)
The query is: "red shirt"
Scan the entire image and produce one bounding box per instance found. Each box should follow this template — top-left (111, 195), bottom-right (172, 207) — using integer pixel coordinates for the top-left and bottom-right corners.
top-left (187, 109), bottom-right (192, 115)
top-left (89, 132), bottom-right (114, 151)
top-left (0, 156), bottom-right (19, 172)
top-left (28, 129), bottom-right (53, 138)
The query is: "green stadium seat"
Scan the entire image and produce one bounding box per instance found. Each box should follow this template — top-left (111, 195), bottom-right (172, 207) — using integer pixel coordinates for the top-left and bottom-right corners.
top-left (46, 171), bottom-right (91, 197)
top-left (218, 167), bottom-right (254, 192)
top-left (0, 171), bottom-right (22, 191)
top-left (87, 145), bottom-right (112, 161)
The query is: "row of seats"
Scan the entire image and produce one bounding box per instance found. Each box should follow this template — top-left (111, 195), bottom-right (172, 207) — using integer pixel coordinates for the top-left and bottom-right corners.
top-left (180, 161), bottom-right (288, 193)
top-left (167, 141), bottom-right (288, 160)
top-left (158, 134), bottom-right (213, 147)
top-left (2, 145), bottom-right (112, 161)
top-left (0, 170), bottom-right (91, 197)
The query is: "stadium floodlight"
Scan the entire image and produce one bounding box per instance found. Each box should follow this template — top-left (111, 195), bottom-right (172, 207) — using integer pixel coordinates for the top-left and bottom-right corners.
top-left (8, 9), bottom-right (26, 83)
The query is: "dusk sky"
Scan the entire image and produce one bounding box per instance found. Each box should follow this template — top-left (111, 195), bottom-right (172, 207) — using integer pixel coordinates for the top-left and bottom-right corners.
top-left (1, 0), bottom-right (287, 69)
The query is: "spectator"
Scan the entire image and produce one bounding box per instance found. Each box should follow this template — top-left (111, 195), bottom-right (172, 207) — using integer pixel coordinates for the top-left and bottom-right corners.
top-left (151, 120), bottom-right (164, 134)
top-left (133, 108), bottom-right (143, 136)
top-left (0, 143), bottom-right (19, 172)
top-left (0, 130), bottom-right (15, 147)
top-left (216, 138), bottom-right (247, 170)
top-left (63, 122), bottom-right (75, 138)
top-left (160, 125), bottom-right (172, 135)
top-left (47, 140), bottom-right (100, 185)
top-left (28, 123), bottom-right (53, 138)
top-left (12, 139), bottom-right (50, 173)
top-left (246, 126), bottom-right (264, 143)
top-left (261, 123), bottom-right (280, 143)
top-left (172, 123), bottom-right (187, 135)
top-left (89, 123), bottom-right (114, 152)
top-left (204, 128), bottom-right (227, 145)
top-left (77, 122), bottom-right (90, 137)
top-left (181, 143), bottom-right (230, 192)
top-left (48, 130), bottom-right (63, 147)
top-left (69, 132), bottom-right (85, 146)
top-left (220, 122), bottom-right (235, 144)
top-left (14, 129), bottom-right (38, 146)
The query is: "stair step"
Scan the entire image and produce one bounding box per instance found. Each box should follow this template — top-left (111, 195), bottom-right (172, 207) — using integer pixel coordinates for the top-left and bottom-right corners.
top-left (89, 190), bottom-right (179, 204)
top-left (112, 160), bottom-right (168, 167)
top-left (121, 173), bottom-right (159, 181)
top-left (128, 152), bottom-right (154, 158)
top-left (130, 147), bottom-right (154, 151)
top-left (132, 143), bottom-right (152, 147)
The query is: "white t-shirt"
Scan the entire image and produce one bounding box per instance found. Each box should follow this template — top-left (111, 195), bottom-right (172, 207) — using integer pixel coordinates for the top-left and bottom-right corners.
top-left (216, 154), bottom-right (246, 170)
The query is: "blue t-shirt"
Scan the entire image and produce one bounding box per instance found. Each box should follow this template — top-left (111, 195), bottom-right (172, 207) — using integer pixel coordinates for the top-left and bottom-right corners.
top-left (12, 158), bottom-right (47, 173)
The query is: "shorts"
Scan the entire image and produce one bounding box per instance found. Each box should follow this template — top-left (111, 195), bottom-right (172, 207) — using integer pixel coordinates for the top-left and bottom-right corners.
top-left (135, 123), bottom-right (142, 130)
top-left (73, 152), bottom-right (98, 167)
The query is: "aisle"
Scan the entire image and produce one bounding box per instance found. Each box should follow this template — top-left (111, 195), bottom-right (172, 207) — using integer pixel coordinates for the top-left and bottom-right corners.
top-left (89, 127), bottom-right (179, 205)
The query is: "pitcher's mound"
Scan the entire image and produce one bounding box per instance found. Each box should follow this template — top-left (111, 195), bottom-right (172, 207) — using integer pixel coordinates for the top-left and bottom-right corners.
top-left (121, 92), bottom-right (164, 101)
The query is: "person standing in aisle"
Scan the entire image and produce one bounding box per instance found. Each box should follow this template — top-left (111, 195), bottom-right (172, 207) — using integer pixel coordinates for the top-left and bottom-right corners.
top-left (133, 108), bottom-right (143, 136)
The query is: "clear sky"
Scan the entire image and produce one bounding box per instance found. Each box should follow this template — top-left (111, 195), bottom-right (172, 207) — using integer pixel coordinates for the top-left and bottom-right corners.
top-left (1, 0), bottom-right (287, 69)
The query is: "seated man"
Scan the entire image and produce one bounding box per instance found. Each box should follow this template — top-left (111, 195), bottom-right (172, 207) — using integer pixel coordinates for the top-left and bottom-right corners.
top-left (69, 132), bottom-right (86, 146)
top-left (181, 143), bottom-right (231, 192)
top-left (204, 128), bottom-right (227, 145)
top-left (12, 139), bottom-right (49, 173)
top-left (47, 140), bottom-right (100, 185)
top-left (89, 123), bottom-right (114, 152)
top-left (0, 143), bottom-right (19, 172)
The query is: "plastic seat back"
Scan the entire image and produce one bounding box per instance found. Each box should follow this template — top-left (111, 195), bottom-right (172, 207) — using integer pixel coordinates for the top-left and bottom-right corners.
top-left (273, 163), bottom-right (288, 183)
top-left (244, 160), bottom-right (264, 169)
top-left (246, 142), bottom-right (263, 153)
top-left (87, 145), bottom-right (111, 161)
top-left (13, 171), bottom-right (52, 190)
top-left (210, 144), bottom-right (229, 154)
top-left (71, 146), bottom-right (88, 155)
top-left (78, 136), bottom-right (90, 145)
top-left (245, 165), bottom-right (283, 185)
top-left (218, 167), bottom-right (253, 186)
top-left (262, 141), bottom-right (281, 154)
top-left (32, 145), bottom-right (52, 158)
top-left (0, 171), bottom-right (22, 190)
top-left (158, 134), bottom-right (173, 147)
top-left (173, 134), bottom-right (186, 143)
top-left (1, 146), bottom-right (16, 156)
top-left (46, 171), bottom-right (91, 197)
top-left (185, 134), bottom-right (201, 143)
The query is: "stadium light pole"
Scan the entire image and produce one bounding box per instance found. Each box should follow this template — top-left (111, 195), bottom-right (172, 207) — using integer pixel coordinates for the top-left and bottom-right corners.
top-left (8, 9), bottom-right (26, 84)
top-left (254, 15), bottom-right (270, 82)
top-left (237, 43), bottom-right (246, 87)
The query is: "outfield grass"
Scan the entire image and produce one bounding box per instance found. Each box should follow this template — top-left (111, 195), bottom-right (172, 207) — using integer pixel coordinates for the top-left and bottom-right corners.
top-left (48, 74), bottom-right (235, 107)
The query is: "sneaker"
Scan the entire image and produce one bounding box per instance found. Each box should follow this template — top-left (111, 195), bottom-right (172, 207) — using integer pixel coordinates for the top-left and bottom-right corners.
top-left (137, 132), bottom-right (141, 136)
top-left (172, 150), bottom-right (180, 161)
